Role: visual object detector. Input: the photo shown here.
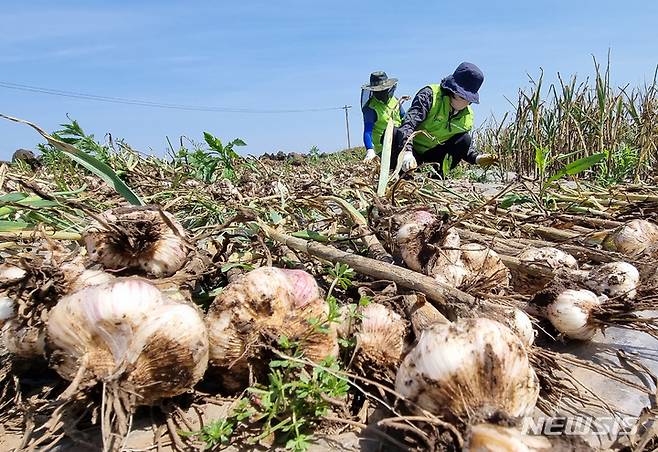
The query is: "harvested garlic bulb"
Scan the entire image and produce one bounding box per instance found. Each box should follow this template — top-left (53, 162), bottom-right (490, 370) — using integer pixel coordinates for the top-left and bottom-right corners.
top-left (0, 263), bottom-right (27, 284)
top-left (512, 308), bottom-right (536, 347)
top-left (428, 254), bottom-right (468, 288)
top-left (1, 293), bottom-right (47, 358)
top-left (475, 304), bottom-right (535, 347)
top-left (517, 246), bottom-right (578, 270)
top-left (354, 303), bottom-right (407, 377)
top-left (60, 258), bottom-right (117, 294)
top-left (546, 289), bottom-right (601, 340)
top-left (395, 210), bottom-right (442, 272)
top-left (513, 247), bottom-right (579, 294)
top-left (336, 304), bottom-right (358, 340)
top-left (460, 243), bottom-right (511, 291)
top-left (584, 261), bottom-right (640, 300)
top-left (0, 295), bottom-right (14, 324)
top-left (47, 277), bottom-right (208, 404)
top-left (206, 267), bottom-right (336, 391)
top-left (468, 424), bottom-right (555, 451)
top-left (2, 319), bottom-right (46, 358)
top-left (395, 318), bottom-right (539, 420)
top-left (83, 205), bottom-right (188, 277)
top-left (0, 293), bottom-right (46, 358)
top-left (603, 219), bottom-right (658, 256)
top-left (283, 295), bottom-right (338, 363)
top-left (425, 232), bottom-right (467, 288)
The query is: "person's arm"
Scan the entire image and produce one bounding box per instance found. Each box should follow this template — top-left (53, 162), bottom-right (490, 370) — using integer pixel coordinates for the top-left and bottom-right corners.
top-left (397, 87), bottom-right (433, 154)
top-left (399, 104), bottom-right (406, 118)
top-left (362, 107), bottom-right (377, 150)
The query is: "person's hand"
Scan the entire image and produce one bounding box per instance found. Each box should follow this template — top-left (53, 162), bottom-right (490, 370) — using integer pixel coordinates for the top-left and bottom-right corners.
top-left (476, 153), bottom-right (499, 167)
top-left (363, 148), bottom-right (377, 162)
top-left (400, 151), bottom-right (417, 172)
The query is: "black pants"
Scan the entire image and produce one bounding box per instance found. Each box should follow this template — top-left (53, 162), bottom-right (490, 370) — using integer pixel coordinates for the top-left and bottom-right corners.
top-left (388, 129), bottom-right (472, 172)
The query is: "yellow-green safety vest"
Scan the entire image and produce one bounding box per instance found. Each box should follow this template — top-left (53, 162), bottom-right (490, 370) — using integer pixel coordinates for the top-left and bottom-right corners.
top-left (413, 84), bottom-right (474, 154)
top-left (367, 96), bottom-right (402, 152)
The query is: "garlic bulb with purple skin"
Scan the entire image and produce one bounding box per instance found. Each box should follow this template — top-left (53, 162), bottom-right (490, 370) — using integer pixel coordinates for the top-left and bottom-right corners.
top-left (83, 205), bottom-right (189, 277)
top-left (205, 267), bottom-right (338, 391)
top-left (395, 318), bottom-right (539, 420)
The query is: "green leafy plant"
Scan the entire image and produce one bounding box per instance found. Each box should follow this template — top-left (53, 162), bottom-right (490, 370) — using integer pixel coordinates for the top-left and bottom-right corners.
top-left (172, 133), bottom-right (245, 183)
top-left (326, 262), bottom-right (355, 296)
top-left (203, 132), bottom-right (246, 181)
top-left (52, 119), bottom-right (111, 163)
top-left (246, 353), bottom-right (349, 451)
top-left (184, 345), bottom-right (349, 451)
top-left (309, 145), bottom-right (320, 163)
top-left (596, 145), bottom-right (644, 185)
top-left (534, 145), bottom-right (606, 198)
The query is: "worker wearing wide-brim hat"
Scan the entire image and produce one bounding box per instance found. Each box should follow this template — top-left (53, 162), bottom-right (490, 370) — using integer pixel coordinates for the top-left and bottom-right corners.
top-left (361, 71), bottom-right (406, 161)
top-left (391, 62), bottom-right (498, 174)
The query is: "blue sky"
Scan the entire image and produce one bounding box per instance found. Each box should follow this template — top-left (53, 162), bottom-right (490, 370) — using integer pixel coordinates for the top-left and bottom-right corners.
top-left (1, 0), bottom-right (657, 160)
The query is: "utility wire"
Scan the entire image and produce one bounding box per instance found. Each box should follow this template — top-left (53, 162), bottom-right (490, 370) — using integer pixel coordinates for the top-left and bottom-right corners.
top-left (0, 81), bottom-right (346, 114)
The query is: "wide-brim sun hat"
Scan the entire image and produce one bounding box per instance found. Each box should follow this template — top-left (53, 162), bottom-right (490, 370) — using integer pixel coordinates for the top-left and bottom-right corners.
top-left (440, 62), bottom-right (484, 104)
top-left (362, 71), bottom-right (398, 91)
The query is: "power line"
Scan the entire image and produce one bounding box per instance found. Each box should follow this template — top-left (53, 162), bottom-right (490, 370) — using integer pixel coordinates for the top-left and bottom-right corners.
top-left (0, 81), bottom-right (346, 114)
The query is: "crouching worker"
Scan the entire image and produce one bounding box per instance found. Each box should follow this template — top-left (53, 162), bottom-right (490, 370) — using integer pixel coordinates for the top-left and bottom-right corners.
top-left (361, 71), bottom-right (406, 162)
top-left (391, 62), bottom-right (497, 175)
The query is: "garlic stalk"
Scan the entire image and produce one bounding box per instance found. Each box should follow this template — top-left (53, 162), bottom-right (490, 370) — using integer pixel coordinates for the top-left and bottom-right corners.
top-left (83, 205), bottom-right (189, 277)
top-left (401, 294), bottom-right (449, 337)
top-left (47, 277), bottom-right (208, 404)
top-left (546, 289), bottom-right (601, 340)
top-left (395, 318), bottom-right (539, 420)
